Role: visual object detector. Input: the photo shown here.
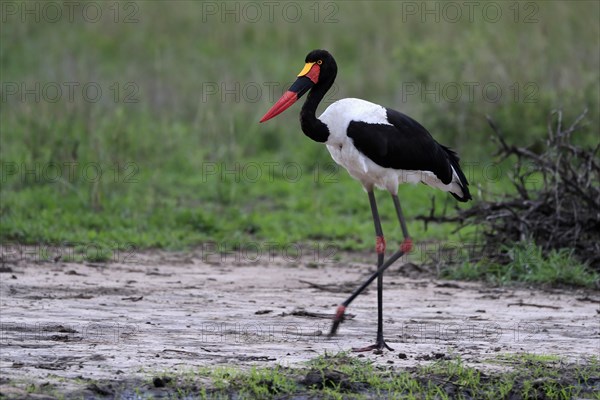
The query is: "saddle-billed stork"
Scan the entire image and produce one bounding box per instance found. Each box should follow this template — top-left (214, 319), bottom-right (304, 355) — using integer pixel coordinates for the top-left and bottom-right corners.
top-left (260, 49), bottom-right (471, 351)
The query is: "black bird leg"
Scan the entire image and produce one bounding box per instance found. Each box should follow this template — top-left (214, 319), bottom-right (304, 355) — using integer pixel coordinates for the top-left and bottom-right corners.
top-left (391, 194), bottom-right (411, 241)
top-left (329, 193), bottom-right (413, 345)
top-left (351, 191), bottom-right (393, 352)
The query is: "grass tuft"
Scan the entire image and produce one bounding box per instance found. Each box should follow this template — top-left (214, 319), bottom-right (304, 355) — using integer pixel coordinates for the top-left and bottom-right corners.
top-left (443, 242), bottom-right (599, 288)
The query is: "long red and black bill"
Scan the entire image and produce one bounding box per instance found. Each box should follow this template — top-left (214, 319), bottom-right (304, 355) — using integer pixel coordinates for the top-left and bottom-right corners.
top-left (260, 62), bottom-right (320, 123)
top-left (259, 87), bottom-right (303, 123)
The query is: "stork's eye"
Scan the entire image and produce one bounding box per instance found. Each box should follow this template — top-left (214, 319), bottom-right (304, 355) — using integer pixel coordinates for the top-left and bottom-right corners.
top-left (317, 60), bottom-right (323, 65)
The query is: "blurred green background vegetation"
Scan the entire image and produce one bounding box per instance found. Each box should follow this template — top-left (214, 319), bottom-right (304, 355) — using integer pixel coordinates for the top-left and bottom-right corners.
top-left (1, 1), bottom-right (598, 260)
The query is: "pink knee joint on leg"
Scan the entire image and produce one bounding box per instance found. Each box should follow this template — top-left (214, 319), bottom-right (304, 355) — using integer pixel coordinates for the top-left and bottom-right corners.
top-left (334, 305), bottom-right (346, 321)
top-left (401, 238), bottom-right (413, 253)
top-left (376, 235), bottom-right (386, 254)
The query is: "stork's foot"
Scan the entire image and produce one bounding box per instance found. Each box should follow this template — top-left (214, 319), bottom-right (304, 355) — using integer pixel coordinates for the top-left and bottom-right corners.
top-left (352, 338), bottom-right (393, 353)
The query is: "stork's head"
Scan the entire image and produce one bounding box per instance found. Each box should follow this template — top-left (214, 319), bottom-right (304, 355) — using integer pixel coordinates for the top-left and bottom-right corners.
top-left (260, 49), bottom-right (337, 123)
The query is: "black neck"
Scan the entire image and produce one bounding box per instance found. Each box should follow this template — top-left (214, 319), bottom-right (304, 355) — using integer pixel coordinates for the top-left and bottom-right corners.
top-left (299, 78), bottom-right (334, 143)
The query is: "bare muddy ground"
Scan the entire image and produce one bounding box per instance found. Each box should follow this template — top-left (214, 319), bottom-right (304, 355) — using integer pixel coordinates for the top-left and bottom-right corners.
top-left (1, 247), bottom-right (599, 397)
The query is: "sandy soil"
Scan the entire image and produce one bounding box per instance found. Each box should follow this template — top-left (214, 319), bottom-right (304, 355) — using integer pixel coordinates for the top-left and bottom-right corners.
top-left (1, 247), bottom-right (599, 396)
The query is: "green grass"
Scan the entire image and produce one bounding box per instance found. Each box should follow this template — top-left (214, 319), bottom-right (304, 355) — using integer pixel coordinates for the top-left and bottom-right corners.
top-left (490, 353), bottom-right (600, 400)
top-left (1, 2), bottom-right (599, 278)
top-left (8, 352), bottom-right (598, 399)
top-left (185, 353), bottom-right (600, 399)
top-left (441, 241), bottom-right (600, 288)
top-left (0, 155), bottom-right (471, 251)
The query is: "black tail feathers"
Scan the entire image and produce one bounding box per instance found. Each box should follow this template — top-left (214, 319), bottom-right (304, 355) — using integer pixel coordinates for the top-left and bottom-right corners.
top-left (443, 146), bottom-right (472, 202)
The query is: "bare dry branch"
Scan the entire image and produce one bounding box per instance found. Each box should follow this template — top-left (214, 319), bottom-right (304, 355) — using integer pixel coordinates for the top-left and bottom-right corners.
top-left (419, 109), bottom-right (600, 270)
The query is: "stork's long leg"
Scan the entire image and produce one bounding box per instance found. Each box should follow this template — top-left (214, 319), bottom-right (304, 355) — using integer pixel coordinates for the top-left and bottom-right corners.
top-left (328, 247), bottom-right (409, 335)
top-left (350, 191), bottom-right (393, 351)
top-left (391, 194), bottom-right (411, 240)
top-left (329, 193), bottom-right (413, 339)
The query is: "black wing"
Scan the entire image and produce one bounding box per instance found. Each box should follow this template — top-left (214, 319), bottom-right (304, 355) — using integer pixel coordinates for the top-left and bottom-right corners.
top-left (347, 108), bottom-right (455, 184)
